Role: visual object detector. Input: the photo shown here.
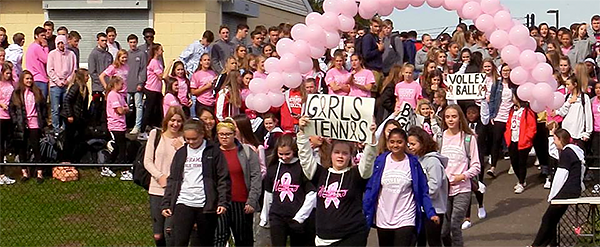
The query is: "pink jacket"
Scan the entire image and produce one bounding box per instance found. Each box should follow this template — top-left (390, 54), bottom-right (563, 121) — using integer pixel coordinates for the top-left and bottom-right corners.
top-left (47, 35), bottom-right (77, 87)
top-left (25, 42), bottom-right (49, 83)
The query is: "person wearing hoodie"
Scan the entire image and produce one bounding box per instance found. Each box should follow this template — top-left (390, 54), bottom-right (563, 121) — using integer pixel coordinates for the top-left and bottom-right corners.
top-left (589, 15), bottom-right (600, 43)
top-left (407, 126), bottom-right (449, 247)
top-left (531, 128), bottom-right (585, 247)
top-left (88, 32), bottom-right (113, 126)
top-left (126, 34), bottom-right (147, 135)
top-left (211, 26), bottom-right (236, 73)
top-left (557, 76), bottom-right (593, 147)
top-left (381, 19), bottom-right (404, 76)
top-left (415, 34), bottom-right (433, 73)
top-left (5, 32), bottom-right (25, 76)
top-left (67, 31), bottom-right (81, 67)
top-left (47, 35), bottom-right (77, 131)
top-left (26, 27), bottom-right (49, 99)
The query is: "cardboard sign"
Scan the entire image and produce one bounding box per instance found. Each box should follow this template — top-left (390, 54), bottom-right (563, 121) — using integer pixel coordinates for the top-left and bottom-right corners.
top-left (445, 73), bottom-right (487, 100)
top-left (394, 102), bottom-right (417, 132)
top-left (304, 94), bottom-right (375, 143)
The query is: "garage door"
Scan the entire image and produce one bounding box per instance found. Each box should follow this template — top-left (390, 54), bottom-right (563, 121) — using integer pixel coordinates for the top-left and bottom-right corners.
top-left (48, 9), bottom-right (150, 65)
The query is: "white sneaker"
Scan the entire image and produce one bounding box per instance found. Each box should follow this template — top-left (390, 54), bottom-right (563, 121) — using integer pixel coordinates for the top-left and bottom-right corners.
top-left (478, 207), bottom-right (487, 219)
top-left (478, 181), bottom-right (486, 194)
top-left (129, 127), bottom-right (140, 135)
top-left (544, 178), bottom-right (552, 189)
top-left (529, 148), bottom-right (536, 156)
top-left (101, 167), bottom-right (117, 177)
top-left (514, 183), bottom-right (525, 194)
top-left (508, 166), bottom-right (515, 175)
top-left (461, 220), bottom-right (472, 230)
top-left (120, 171), bottom-right (133, 181)
top-left (0, 175), bottom-right (15, 185)
top-left (534, 158), bottom-right (540, 166)
top-left (486, 155), bottom-right (492, 165)
top-left (138, 132), bottom-right (149, 141)
top-left (514, 182), bottom-right (527, 190)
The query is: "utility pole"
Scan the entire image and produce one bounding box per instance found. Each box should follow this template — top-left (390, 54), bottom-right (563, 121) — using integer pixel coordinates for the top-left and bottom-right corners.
top-left (547, 9), bottom-right (559, 28)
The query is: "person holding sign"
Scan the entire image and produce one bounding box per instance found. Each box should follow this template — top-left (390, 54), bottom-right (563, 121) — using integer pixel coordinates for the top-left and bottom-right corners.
top-left (296, 115), bottom-right (377, 246)
top-left (395, 64), bottom-right (423, 109)
top-left (348, 54), bottom-right (375, 98)
top-left (325, 54), bottom-right (351, 96)
top-left (363, 128), bottom-right (440, 246)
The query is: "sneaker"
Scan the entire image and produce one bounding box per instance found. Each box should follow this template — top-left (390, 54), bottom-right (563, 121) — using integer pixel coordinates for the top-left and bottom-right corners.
top-left (101, 167), bottom-right (117, 177)
top-left (486, 155), bottom-right (491, 165)
top-left (120, 171), bottom-right (133, 181)
top-left (478, 181), bottom-right (486, 194)
top-left (129, 127), bottom-right (140, 135)
top-left (503, 154), bottom-right (510, 160)
top-left (534, 158), bottom-right (540, 166)
top-left (461, 220), bottom-right (472, 230)
top-left (514, 182), bottom-right (527, 190)
top-left (0, 175), bottom-right (16, 185)
top-left (487, 168), bottom-right (496, 178)
top-left (508, 166), bottom-right (515, 175)
top-left (529, 148), bottom-right (536, 156)
top-left (138, 132), bottom-right (149, 141)
top-left (544, 178), bottom-right (552, 189)
top-left (514, 183), bottom-right (525, 194)
top-left (478, 207), bottom-right (487, 219)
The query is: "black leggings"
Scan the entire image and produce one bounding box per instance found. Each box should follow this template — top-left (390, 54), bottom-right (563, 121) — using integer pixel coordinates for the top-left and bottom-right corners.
top-left (533, 122), bottom-right (550, 174)
top-left (110, 131), bottom-right (127, 164)
top-left (171, 204), bottom-right (217, 247)
top-left (490, 122), bottom-right (506, 168)
top-left (20, 128), bottom-right (42, 171)
top-left (417, 213), bottom-right (445, 247)
top-left (377, 226), bottom-right (416, 247)
top-left (142, 89), bottom-right (163, 131)
top-left (465, 191), bottom-right (485, 219)
top-left (329, 229), bottom-right (369, 246)
top-left (0, 119), bottom-right (12, 174)
top-left (532, 204), bottom-right (569, 247)
top-left (509, 142), bottom-right (531, 184)
top-left (270, 214), bottom-right (315, 247)
top-left (62, 119), bottom-right (87, 163)
top-left (214, 201), bottom-right (254, 247)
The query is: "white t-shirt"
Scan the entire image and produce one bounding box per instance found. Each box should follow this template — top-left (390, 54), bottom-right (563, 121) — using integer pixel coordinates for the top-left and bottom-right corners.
top-left (176, 142), bottom-right (207, 208)
top-left (510, 108), bottom-right (524, 142)
top-left (494, 83), bottom-right (513, 123)
top-left (375, 154), bottom-right (416, 229)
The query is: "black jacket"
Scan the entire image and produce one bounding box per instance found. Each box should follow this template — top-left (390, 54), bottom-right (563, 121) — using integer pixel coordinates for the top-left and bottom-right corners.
top-left (61, 83), bottom-right (89, 121)
top-left (8, 91), bottom-right (48, 141)
top-left (162, 141), bottom-right (231, 213)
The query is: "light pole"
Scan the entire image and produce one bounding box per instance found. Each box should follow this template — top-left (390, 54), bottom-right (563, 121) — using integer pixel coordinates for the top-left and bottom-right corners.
top-left (547, 9), bottom-right (559, 28)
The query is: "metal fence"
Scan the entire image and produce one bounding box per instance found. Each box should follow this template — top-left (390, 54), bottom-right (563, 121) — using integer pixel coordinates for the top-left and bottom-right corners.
top-left (558, 169), bottom-right (600, 247)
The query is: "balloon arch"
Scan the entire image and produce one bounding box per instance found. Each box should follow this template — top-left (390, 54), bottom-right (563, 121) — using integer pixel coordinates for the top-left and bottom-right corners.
top-left (245, 0), bottom-right (562, 113)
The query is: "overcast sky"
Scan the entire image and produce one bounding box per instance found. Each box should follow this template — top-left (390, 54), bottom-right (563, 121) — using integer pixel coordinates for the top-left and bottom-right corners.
top-left (385, 0), bottom-right (600, 35)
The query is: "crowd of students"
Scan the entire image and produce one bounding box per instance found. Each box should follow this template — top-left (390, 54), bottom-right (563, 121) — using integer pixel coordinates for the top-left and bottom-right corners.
top-left (0, 13), bottom-right (599, 247)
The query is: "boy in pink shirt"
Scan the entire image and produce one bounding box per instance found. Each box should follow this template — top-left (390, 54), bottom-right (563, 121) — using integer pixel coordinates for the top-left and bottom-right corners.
top-left (25, 27), bottom-right (49, 98)
top-left (47, 35), bottom-right (77, 130)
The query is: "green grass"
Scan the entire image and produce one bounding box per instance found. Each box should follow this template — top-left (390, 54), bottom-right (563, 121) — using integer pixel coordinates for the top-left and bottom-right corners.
top-left (0, 169), bottom-right (154, 246)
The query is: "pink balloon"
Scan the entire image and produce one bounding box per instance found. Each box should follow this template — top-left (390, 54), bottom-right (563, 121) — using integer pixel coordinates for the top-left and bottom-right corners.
top-left (490, 30), bottom-right (510, 49)
top-left (291, 24), bottom-right (308, 41)
top-left (500, 45), bottom-right (521, 65)
top-left (321, 12), bottom-right (341, 31)
top-left (298, 56), bottom-right (313, 74)
top-left (427, 0), bottom-right (444, 8)
top-left (547, 78), bottom-right (558, 90)
top-left (536, 52), bottom-right (546, 63)
top-left (480, 0), bottom-right (501, 15)
top-left (534, 83), bottom-right (555, 106)
top-left (267, 92), bottom-right (285, 107)
top-left (282, 72), bottom-right (303, 88)
top-left (253, 93), bottom-right (271, 113)
top-left (520, 37), bottom-right (537, 51)
top-left (266, 72), bottom-right (284, 92)
top-left (245, 94), bottom-right (255, 110)
top-left (462, 2), bottom-right (482, 20)
top-left (475, 14), bottom-right (495, 33)
top-left (306, 25), bottom-right (326, 45)
top-left (292, 40), bottom-right (311, 60)
top-left (379, 0), bottom-right (396, 16)
top-left (249, 78), bottom-right (268, 94)
top-left (305, 12), bottom-right (323, 27)
top-left (531, 63), bottom-right (553, 82)
top-left (444, 0), bottom-right (463, 11)
top-left (309, 45), bottom-right (326, 59)
top-left (395, 0), bottom-right (410, 9)
top-left (529, 99), bottom-right (546, 113)
top-left (550, 92), bottom-right (565, 110)
top-left (264, 57), bottom-right (281, 73)
top-left (276, 38), bottom-right (294, 55)
top-left (359, 0), bottom-right (378, 19)
top-left (280, 53), bottom-right (300, 73)
top-left (324, 31), bottom-right (341, 49)
top-left (509, 24), bottom-right (529, 47)
top-left (358, 5), bottom-right (376, 19)
top-left (410, 0), bottom-right (426, 7)
top-left (494, 10), bottom-right (513, 31)
top-left (516, 82), bottom-right (535, 101)
top-left (510, 66), bottom-right (529, 85)
top-left (339, 0), bottom-right (358, 17)
top-left (519, 50), bottom-right (537, 70)
top-left (323, 0), bottom-right (341, 14)
top-left (338, 15), bottom-right (356, 32)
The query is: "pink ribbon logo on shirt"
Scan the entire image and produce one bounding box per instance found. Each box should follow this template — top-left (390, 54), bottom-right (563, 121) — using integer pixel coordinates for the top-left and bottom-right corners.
top-left (318, 182), bottom-right (348, 209)
top-left (275, 173), bottom-right (299, 202)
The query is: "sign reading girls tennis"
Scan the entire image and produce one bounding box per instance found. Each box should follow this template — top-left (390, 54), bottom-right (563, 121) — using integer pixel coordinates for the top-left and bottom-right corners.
top-left (445, 73), bottom-right (487, 100)
top-left (304, 94), bottom-right (375, 143)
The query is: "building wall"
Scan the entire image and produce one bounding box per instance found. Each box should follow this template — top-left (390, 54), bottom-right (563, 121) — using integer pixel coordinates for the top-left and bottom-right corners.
top-left (0, 0), bottom-right (45, 60)
top-left (247, 4), bottom-right (305, 29)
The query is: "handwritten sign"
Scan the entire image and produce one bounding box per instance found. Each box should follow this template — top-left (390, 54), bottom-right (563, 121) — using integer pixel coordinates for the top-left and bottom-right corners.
top-left (445, 73), bottom-right (487, 100)
top-left (394, 102), bottom-right (417, 132)
top-left (304, 94), bottom-right (375, 143)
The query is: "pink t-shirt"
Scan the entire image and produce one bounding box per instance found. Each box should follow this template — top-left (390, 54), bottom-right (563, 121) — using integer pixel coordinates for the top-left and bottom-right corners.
top-left (395, 81), bottom-right (423, 109)
top-left (349, 69), bottom-right (375, 97)
top-left (253, 71), bottom-right (267, 80)
top-left (191, 70), bottom-right (216, 106)
top-left (145, 59), bottom-right (163, 92)
top-left (547, 86), bottom-right (566, 124)
top-left (106, 91), bottom-right (127, 131)
top-left (103, 64), bottom-right (129, 94)
top-left (24, 88), bottom-right (39, 129)
top-left (0, 81), bottom-right (14, 119)
top-left (241, 88), bottom-right (251, 101)
top-left (375, 154), bottom-right (416, 229)
top-left (163, 93), bottom-right (181, 117)
top-left (325, 68), bottom-right (351, 96)
top-left (440, 131), bottom-right (481, 196)
top-left (593, 97), bottom-right (600, 132)
top-left (175, 76), bottom-right (190, 106)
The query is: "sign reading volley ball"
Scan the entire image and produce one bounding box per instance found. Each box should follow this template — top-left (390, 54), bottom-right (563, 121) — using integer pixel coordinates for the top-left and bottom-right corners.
top-left (304, 94), bottom-right (375, 143)
top-left (445, 73), bottom-right (488, 100)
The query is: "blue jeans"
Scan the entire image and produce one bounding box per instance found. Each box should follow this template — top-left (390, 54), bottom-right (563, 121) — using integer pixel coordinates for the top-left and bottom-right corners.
top-left (50, 86), bottom-right (66, 130)
top-left (127, 92), bottom-right (143, 130)
top-left (34, 81), bottom-right (49, 99)
top-left (190, 95), bottom-right (197, 118)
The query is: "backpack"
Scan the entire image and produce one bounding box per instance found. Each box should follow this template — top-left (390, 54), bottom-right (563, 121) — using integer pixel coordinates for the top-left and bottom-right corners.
top-left (440, 133), bottom-right (479, 185)
top-left (40, 131), bottom-right (58, 162)
top-left (133, 129), bottom-right (162, 190)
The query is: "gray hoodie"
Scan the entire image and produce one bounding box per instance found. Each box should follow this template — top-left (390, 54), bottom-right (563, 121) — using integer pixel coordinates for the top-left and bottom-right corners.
top-left (5, 44), bottom-right (23, 75)
top-left (88, 46), bottom-right (113, 92)
top-left (382, 33), bottom-right (404, 74)
top-left (419, 152), bottom-right (449, 214)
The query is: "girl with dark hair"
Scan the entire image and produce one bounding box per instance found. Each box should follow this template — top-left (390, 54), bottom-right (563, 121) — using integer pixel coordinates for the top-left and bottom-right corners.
top-left (163, 77), bottom-right (181, 117)
top-left (240, 71), bottom-right (253, 111)
top-left (539, 23), bottom-right (550, 41)
top-left (0, 27), bottom-right (8, 49)
top-left (142, 43), bottom-right (164, 132)
top-left (422, 70), bottom-right (444, 102)
top-left (191, 53), bottom-right (217, 115)
top-left (9, 70), bottom-right (47, 183)
top-left (375, 118), bottom-right (402, 155)
top-left (486, 64), bottom-right (515, 177)
top-left (168, 61), bottom-right (191, 116)
top-left (0, 62), bottom-right (15, 184)
top-left (452, 48), bottom-right (480, 74)
top-left (378, 65), bottom-right (403, 123)
top-left (260, 134), bottom-right (317, 247)
top-left (557, 76), bottom-right (593, 147)
top-left (419, 60), bottom-right (437, 87)
top-left (198, 107), bottom-right (217, 140)
top-left (408, 126), bottom-right (449, 247)
top-left (348, 54), bottom-right (375, 98)
top-left (215, 70), bottom-right (242, 121)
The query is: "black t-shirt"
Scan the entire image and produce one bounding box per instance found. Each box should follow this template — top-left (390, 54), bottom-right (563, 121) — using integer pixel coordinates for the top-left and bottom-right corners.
top-left (555, 148), bottom-right (583, 199)
top-left (312, 165), bottom-right (368, 239)
top-left (265, 160), bottom-right (315, 221)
